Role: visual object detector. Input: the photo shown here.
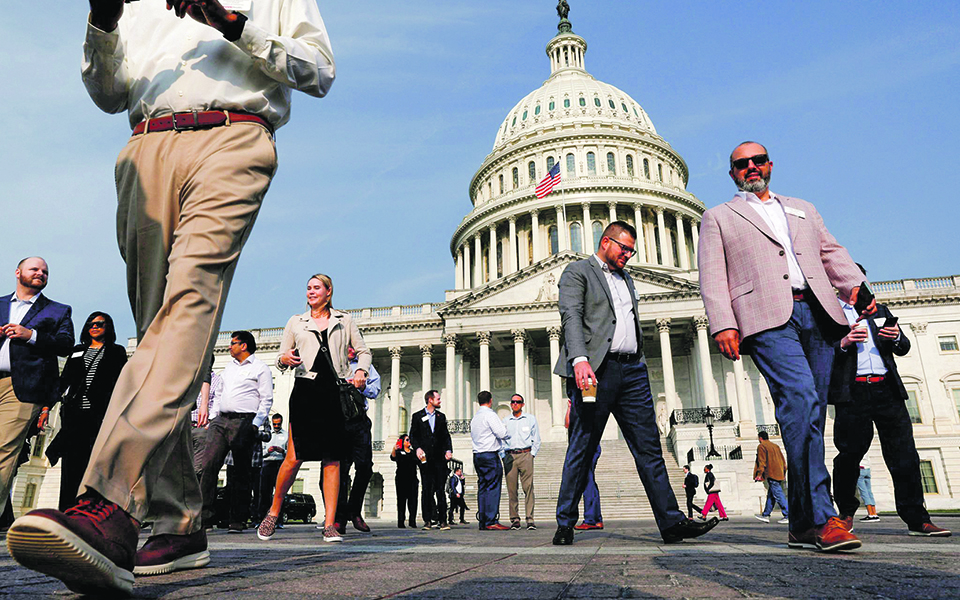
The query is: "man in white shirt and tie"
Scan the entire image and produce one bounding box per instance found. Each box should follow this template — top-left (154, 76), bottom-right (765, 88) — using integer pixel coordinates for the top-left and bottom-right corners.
top-left (502, 393), bottom-right (541, 530)
top-left (471, 391), bottom-right (510, 531)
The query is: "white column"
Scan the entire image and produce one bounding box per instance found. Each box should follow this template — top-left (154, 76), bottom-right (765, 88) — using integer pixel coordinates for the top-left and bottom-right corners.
top-left (473, 233), bottom-right (482, 285)
top-left (632, 204), bottom-right (646, 264)
top-left (655, 207), bottom-right (672, 267)
top-left (657, 318), bottom-right (678, 417)
top-left (732, 357), bottom-right (755, 436)
top-left (389, 346), bottom-right (402, 437)
top-left (443, 335), bottom-right (457, 421)
top-left (478, 331), bottom-right (491, 392)
top-left (582, 203), bottom-right (594, 253)
top-left (690, 219), bottom-right (700, 267)
top-left (548, 326), bottom-right (564, 429)
top-left (694, 316), bottom-right (715, 407)
top-left (455, 351), bottom-right (464, 420)
top-left (463, 240), bottom-right (472, 288)
top-left (531, 209), bottom-right (542, 263)
top-left (608, 201), bottom-right (618, 224)
top-left (508, 216), bottom-right (518, 274)
top-left (556, 206), bottom-right (568, 251)
top-left (488, 224), bottom-right (497, 281)
top-left (676, 213), bottom-right (690, 270)
top-left (420, 344), bottom-right (432, 394)
top-left (455, 248), bottom-right (464, 289)
top-left (512, 329), bottom-right (526, 400)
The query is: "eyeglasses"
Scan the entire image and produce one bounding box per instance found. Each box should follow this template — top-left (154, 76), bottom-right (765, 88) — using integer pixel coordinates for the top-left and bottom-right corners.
top-left (606, 237), bottom-right (636, 257)
top-left (510, 400), bottom-right (524, 404)
top-left (229, 340), bottom-right (243, 346)
top-left (89, 321), bottom-right (106, 329)
top-left (731, 154), bottom-right (769, 170)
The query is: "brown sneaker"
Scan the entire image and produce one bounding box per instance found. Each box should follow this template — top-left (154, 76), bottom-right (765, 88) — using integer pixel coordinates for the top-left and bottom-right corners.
top-left (787, 528), bottom-right (817, 549)
top-left (908, 522), bottom-right (952, 537)
top-left (6, 495), bottom-right (138, 595)
top-left (134, 530), bottom-right (210, 576)
top-left (257, 514), bottom-right (279, 540)
top-left (816, 516), bottom-right (862, 552)
top-left (838, 515), bottom-right (855, 533)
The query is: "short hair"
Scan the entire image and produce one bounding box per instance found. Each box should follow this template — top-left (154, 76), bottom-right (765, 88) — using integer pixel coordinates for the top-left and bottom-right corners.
top-left (272, 413), bottom-right (283, 422)
top-left (424, 389), bottom-right (439, 403)
top-left (477, 390), bottom-right (493, 405)
top-left (16, 256), bottom-right (45, 270)
top-left (232, 330), bottom-right (256, 354)
top-left (729, 141), bottom-right (769, 169)
top-left (511, 393), bottom-right (524, 403)
top-left (758, 430), bottom-right (769, 440)
top-left (307, 273), bottom-right (334, 310)
top-left (600, 220), bottom-right (637, 243)
top-left (855, 263), bottom-right (867, 277)
top-left (683, 464), bottom-right (690, 471)
top-left (79, 311), bottom-right (117, 346)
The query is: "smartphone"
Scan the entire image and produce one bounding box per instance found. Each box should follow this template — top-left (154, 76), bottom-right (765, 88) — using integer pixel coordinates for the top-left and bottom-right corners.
top-left (883, 316), bottom-right (899, 328)
top-left (854, 281), bottom-right (875, 315)
top-left (292, 349), bottom-right (299, 357)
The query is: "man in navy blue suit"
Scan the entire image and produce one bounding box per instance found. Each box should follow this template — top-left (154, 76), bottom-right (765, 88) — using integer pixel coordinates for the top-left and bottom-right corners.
top-left (0, 257), bottom-right (74, 521)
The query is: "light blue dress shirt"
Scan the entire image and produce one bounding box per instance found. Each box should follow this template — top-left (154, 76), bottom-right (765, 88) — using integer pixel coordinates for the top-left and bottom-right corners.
top-left (503, 412), bottom-right (541, 456)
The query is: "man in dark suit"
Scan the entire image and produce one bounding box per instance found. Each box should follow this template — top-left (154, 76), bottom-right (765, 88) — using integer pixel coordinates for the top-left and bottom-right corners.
top-left (409, 389), bottom-right (453, 530)
top-left (831, 266), bottom-right (950, 537)
top-left (553, 222), bottom-right (717, 545)
top-left (682, 465), bottom-right (701, 520)
top-left (0, 257), bottom-right (74, 520)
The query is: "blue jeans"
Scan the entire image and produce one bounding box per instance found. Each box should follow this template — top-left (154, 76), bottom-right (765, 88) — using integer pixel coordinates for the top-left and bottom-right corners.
top-left (582, 444), bottom-right (602, 524)
top-left (856, 468), bottom-right (875, 506)
top-left (763, 479), bottom-right (789, 517)
top-left (473, 451), bottom-right (502, 527)
top-left (557, 359), bottom-right (683, 531)
top-left (746, 298), bottom-right (837, 533)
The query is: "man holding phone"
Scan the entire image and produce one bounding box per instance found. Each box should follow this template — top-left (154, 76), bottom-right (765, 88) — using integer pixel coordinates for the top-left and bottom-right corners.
top-left (699, 141), bottom-right (875, 552)
top-left (830, 265), bottom-right (950, 537)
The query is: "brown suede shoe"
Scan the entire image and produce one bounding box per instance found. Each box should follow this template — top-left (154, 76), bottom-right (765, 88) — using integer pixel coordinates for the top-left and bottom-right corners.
top-left (134, 529), bottom-right (210, 576)
top-left (838, 515), bottom-right (855, 533)
top-left (816, 516), bottom-right (862, 552)
top-left (6, 495), bottom-right (138, 596)
top-left (787, 528), bottom-right (817, 549)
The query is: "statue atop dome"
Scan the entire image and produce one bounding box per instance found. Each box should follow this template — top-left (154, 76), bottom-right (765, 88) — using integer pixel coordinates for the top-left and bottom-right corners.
top-left (557, 0), bottom-right (572, 33)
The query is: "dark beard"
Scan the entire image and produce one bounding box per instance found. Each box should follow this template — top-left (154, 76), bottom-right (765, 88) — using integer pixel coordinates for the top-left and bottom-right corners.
top-left (18, 273), bottom-right (46, 292)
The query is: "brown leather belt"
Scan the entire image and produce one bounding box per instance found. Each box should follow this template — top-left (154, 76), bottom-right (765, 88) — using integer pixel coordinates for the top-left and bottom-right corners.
top-left (508, 447), bottom-right (531, 454)
top-left (133, 111), bottom-right (273, 135)
top-left (854, 375), bottom-right (885, 384)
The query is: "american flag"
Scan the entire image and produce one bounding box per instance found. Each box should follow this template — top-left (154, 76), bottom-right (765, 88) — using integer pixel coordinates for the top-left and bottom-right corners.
top-left (535, 162), bottom-right (561, 199)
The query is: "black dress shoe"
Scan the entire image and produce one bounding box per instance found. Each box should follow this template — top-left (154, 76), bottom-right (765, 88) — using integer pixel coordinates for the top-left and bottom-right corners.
top-left (661, 517), bottom-right (719, 543)
top-left (552, 525), bottom-right (574, 545)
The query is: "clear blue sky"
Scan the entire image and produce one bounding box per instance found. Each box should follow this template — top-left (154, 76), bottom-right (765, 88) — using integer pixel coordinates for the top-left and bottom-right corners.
top-left (3, 1), bottom-right (959, 342)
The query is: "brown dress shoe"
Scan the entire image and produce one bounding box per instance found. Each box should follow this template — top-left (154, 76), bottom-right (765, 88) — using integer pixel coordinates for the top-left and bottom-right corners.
top-left (838, 515), bottom-right (855, 533)
top-left (816, 516), bottom-right (862, 552)
top-left (134, 529), bottom-right (210, 575)
top-left (6, 495), bottom-right (139, 596)
top-left (908, 522), bottom-right (952, 537)
top-left (351, 515), bottom-right (371, 533)
top-left (787, 528), bottom-right (817, 549)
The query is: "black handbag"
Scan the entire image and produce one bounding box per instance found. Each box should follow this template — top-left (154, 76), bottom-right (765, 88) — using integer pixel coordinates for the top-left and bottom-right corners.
top-left (311, 330), bottom-right (365, 422)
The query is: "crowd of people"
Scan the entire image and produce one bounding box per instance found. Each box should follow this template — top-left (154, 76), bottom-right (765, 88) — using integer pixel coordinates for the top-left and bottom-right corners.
top-left (0, 0), bottom-right (952, 596)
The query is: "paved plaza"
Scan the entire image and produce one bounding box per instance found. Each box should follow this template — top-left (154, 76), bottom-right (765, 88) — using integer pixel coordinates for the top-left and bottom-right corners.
top-left (2, 517), bottom-right (958, 599)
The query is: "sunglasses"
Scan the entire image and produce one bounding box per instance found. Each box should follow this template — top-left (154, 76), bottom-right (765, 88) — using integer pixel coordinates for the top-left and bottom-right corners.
top-left (89, 321), bottom-right (106, 329)
top-left (731, 154), bottom-right (769, 170)
top-left (510, 400), bottom-right (524, 404)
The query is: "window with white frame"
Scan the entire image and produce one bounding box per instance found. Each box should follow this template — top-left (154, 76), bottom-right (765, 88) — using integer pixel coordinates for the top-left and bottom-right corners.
top-left (951, 387), bottom-right (960, 420)
top-left (905, 389), bottom-right (923, 424)
top-left (919, 461), bottom-right (939, 494)
top-left (938, 335), bottom-right (959, 353)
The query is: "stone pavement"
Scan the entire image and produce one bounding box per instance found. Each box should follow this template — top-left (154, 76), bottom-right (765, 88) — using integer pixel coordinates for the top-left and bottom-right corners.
top-left (2, 517), bottom-right (959, 599)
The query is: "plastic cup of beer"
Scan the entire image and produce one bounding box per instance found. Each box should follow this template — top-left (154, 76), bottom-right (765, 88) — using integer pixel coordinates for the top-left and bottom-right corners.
top-left (582, 380), bottom-right (597, 403)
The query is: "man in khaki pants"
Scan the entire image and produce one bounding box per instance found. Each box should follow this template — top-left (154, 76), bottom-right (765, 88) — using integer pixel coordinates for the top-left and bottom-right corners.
top-left (502, 394), bottom-right (541, 530)
top-left (8, 0), bottom-right (335, 595)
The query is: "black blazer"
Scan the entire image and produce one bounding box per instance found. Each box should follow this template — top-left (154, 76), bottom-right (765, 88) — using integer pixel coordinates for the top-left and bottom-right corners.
top-left (0, 293), bottom-right (74, 405)
top-left (55, 343), bottom-right (128, 415)
top-left (828, 303), bottom-right (909, 405)
top-left (683, 472), bottom-right (699, 495)
top-left (409, 407), bottom-right (452, 460)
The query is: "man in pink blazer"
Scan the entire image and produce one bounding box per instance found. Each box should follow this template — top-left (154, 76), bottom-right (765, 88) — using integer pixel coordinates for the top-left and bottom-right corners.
top-left (698, 141), bottom-right (874, 553)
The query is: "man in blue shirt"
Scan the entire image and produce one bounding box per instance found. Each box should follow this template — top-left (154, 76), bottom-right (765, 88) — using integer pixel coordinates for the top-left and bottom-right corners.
top-left (333, 346), bottom-right (381, 534)
top-left (502, 394), bottom-right (541, 530)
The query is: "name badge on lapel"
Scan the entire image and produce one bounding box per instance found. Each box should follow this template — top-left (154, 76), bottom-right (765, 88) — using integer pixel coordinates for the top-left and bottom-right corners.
top-left (221, 1), bottom-right (252, 11)
top-left (784, 206), bottom-right (806, 219)
top-left (71, 350), bottom-right (84, 358)
top-left (422, 415), bottom-right (431, 422)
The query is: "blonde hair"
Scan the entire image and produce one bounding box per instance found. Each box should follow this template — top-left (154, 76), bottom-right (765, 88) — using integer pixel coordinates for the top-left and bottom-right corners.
top-left (307, 273), bottom-right (334, 312)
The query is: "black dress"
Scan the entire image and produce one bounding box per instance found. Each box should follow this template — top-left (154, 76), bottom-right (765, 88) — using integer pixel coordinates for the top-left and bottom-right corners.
top-left (289, 329), bottom-right (344, 462)
top-left (391, 450), bottom-right (419, 526)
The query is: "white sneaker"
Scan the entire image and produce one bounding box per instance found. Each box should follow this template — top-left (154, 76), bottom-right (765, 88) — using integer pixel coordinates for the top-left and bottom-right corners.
top-left (754, 514), bottom-right (770, 523)
top-left (777, 518), bottom-right (790, 524)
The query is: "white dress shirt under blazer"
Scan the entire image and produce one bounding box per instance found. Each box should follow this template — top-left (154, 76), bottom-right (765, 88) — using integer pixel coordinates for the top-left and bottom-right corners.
top-left (0, 293), bottom-right (40, 372)
top-left (471, 406), bottom-right (509, 454)
top-left (738, 191), bottom-right (808, 290)
top-left (218, 354), bottom-right (273, 427)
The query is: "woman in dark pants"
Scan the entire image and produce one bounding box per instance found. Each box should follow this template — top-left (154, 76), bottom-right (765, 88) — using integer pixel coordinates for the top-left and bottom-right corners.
top-left (391, 434), bottom-right (419, 528)
top-left (44, 312), bottom-right (127, 511)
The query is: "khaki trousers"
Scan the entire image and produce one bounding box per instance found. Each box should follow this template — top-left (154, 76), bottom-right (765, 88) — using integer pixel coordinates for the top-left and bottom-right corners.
top-left (0, 379), bottom-right (41, 516)
top-left (81, 123), bottom-right (277, 536)
top-left (503, 450), bottom-right (535, 523)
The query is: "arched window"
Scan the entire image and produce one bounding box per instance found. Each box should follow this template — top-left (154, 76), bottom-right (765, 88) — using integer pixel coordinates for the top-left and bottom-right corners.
top-left (522, 110), bottom-right (527, 121)
top-left (594, 97), bottom-right (602, 107)
top-left (496, 241), bottom-right (503, 277)
top-left (606, 152), bottom-right (616, 175)
top-left (535, 104), bottom-right (541, 115)
top-left (608, 99), bottom-right (616, 109)
top-left (592, 221), bottom-right (604, 252)
top-left (566, 153), bottom-right (576, 175)
top-left (547, 156), bottom-right (555, 171)
top-left (587, 152), bottom-right (596, 176)
top-left (498, 174), bottom-right (504, 194)
top-left (512, 167), bottom-right (519, 188)
top-left (626, 155), bottom-right (635, 176)
top-left (487, 181), bottom-right (492, 198)
top-left (549, 100), bottom-right (555, 111)
top-left (579, 97), bottom-right (586, 107)
top-left (564, 98), bottom-right (571, 108)
top-left (643, 158), bottom-right (650, 179)
top-left (657, 164), bottom-right (663, 182)
top-left (570, 222), bottom-right (583, 253)
top-left (549, 225), bottom-right (559, 255)
top-left (528, 161), bottom-right (536, 183)
top-left (511, 116), bottom-right (516, 126)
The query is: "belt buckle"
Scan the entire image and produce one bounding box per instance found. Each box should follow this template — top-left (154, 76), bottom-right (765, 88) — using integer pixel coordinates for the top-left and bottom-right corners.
top-left (173, 111), bottom-right (199, 132)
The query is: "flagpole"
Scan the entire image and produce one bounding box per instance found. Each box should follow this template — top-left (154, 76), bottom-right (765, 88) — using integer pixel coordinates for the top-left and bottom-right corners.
top-left (559, 163), bottom-right (568, 252)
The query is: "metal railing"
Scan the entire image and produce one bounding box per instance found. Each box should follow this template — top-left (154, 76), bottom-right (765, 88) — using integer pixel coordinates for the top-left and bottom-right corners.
top-left (371, 440), bottom-right (385, 452)
top-left (670, 407), bottom-right (734, 426)
top-left (757, 423), bottom-right (781, 436)
top-left (686, 445), bottom-right (742, 463)
top-left (449, 420), bottom-right (472, 435)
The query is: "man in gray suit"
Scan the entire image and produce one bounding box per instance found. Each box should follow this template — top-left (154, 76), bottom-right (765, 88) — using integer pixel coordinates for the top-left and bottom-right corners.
top-left (552, 221), bottom-right (718, 545)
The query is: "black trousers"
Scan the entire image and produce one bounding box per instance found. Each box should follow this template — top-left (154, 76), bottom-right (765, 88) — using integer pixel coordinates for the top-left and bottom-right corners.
top-left (448, 494), bottom-right (468, 523)
top-left (258, 460), bottom-right (283, 521)
top-left (396, 477), bottom-right (418, 526)
top-left (419, 457), bottom-right (449, 525)
top-left (335, 414), bottom-right (373, 523)
top-left (199, 413), bottom-right (256, 524)
top-left (685, 491), bottom-right (702, 519)
top-left (833, 379), bottom-right (930, 528)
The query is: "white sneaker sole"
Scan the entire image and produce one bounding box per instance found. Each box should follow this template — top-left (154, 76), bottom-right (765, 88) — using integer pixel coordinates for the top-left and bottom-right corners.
top-left (908, 529), bottom-right (952, 537)
top-left (133, 550), bottom-right (210, 575)
top-left (6, 515), bottom-right (134, 596)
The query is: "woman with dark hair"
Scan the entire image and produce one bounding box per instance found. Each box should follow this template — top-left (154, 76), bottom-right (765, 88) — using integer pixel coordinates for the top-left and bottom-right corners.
top-left (391, 434), bottom-right (419, 528)
top-left (699, 464), bottom-right (728, 521)
top-left (43, 312), bottom-right (127, 510)
top-left (257, 273), bottom-right (371, 542)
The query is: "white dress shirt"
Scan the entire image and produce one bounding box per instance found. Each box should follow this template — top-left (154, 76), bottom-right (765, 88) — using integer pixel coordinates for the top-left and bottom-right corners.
top-left (471, 405), bottom-right (509, 454)
top-left (738, 191), bottom-right (808, 290)
top-left (0, 292), bottom-right (41, 373)
top-left (573, 255), bottom-right (638, 367)
top-left (839, 300), bottom-right (888, 376)
top-left (82, 0), bottom-right (336, 129)
top-left (218, 354), bottom-right (274, 427)
top-left (503, 412), bottom-right (541, 456)
top-left (262, 426), bottom-right (288, 461)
